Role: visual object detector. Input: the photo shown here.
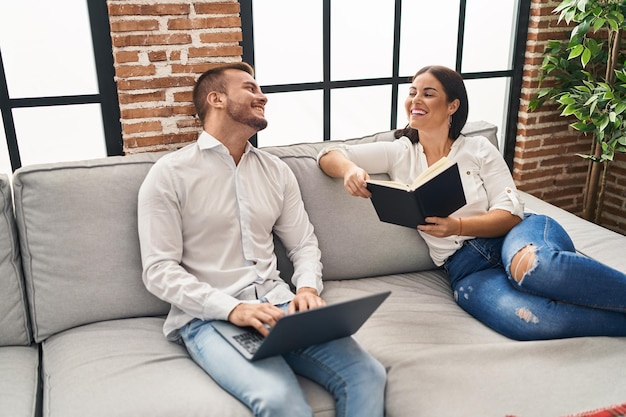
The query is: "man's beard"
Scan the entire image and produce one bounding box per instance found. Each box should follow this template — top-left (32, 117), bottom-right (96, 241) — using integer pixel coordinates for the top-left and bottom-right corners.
top-left (226, 100), bottom-right (268, 131)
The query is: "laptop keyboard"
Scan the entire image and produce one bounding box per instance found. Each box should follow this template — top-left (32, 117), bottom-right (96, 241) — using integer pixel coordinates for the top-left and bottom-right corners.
top-left (233, 331), bottom-right (264, 354)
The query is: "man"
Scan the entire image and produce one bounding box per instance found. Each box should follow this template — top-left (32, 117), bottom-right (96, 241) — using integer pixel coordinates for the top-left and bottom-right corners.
top-left (137, 62), bottom-right (386, 417)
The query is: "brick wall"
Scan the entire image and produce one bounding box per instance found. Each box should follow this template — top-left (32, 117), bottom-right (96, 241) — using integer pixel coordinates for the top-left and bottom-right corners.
top-left (106, 0), bottom-right (626, 234)
top-left (518, 0), bottom-right (626, 234)
top-left (107, 0), bottom-right (241, 153)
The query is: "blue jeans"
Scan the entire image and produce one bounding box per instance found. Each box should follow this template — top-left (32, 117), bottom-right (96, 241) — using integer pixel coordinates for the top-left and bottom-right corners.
top-left (444, 214), bottom-right (626, 340)
top-left (179, 303), bottom-right (386, 417)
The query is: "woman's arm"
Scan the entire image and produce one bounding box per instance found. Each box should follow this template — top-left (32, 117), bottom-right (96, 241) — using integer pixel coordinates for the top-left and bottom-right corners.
top-left (418, 209), bottom-right (521, 238)
top-left (319, 150), bottom-right (372, 198)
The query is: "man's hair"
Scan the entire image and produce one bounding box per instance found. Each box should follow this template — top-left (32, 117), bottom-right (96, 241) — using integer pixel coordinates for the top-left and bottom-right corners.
top-left (192, 62), bottom-right (255, 122)
top-left (394, 65), bottom-right (469, 143)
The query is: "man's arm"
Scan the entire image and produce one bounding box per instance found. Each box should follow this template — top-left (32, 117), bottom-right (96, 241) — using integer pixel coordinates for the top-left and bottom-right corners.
top-left (137, 163), bottom-right (241, 321)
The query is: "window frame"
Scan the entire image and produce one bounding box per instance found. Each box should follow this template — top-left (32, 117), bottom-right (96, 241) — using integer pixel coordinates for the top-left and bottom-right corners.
top-left (240, 0), bottom-right (530, 169)
top-left (0, 0), bottom-right (122, 172)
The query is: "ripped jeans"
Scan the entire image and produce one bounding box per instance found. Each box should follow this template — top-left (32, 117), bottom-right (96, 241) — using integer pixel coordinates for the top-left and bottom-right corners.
top-left (444, 213), bottom-right (626, 340)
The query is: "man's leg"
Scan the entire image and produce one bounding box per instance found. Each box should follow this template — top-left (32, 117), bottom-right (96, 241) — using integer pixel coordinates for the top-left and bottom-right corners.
top-left (180, 319), bottom-right (313, 417)
top-left (284, 336), bottom-right (386, 417)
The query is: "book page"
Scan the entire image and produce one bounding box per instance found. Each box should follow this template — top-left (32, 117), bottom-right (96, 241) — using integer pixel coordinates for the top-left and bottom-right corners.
top-left (366, 179), bottom-right (412, 191)
top-left (409, 157), bottom-right (454, 190)
top-left (366, 157), bottom-right (454, 191)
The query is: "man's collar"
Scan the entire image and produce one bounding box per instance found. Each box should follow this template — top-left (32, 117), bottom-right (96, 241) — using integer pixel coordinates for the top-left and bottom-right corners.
top-left (197, 131), bottom-right (254, 154)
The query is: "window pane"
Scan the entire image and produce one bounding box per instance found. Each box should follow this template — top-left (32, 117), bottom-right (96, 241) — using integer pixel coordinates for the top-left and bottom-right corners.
top-left (465, 77), bottom-right (509, 151)
top-left (253, 1), bottom-right (323, 85)
top-left (399, 0), bottom-right (459, 76)
top-left (396, 82), bottom-right (412, 129)
top-left (0, 0), bottom-right (98, 98)
top-left (331, 0), bottom-right (395, 81)
top-left (397, 78), bottom-right (509, 151)
top-left (331, 86), bottom-right (392, 141)
top-left (257, 91), bottom-right (324, 147)
top-left (13, 104), bottom-right (107, 167)
top-left (462, 0), bottom-right (518, 73)
top-left (0, 113), bottom-right (11, 177)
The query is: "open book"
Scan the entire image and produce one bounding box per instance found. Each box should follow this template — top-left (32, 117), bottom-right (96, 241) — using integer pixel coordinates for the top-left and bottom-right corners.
top-left (365, 157), bottom-right (466, 228)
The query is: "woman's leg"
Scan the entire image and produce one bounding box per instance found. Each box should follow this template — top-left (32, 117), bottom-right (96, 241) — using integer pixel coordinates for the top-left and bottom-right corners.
top-left (502, 214), bottom-right (626, 312)
top-left (451, 265), bottom-right (626, 340)
top-left (284, 336), bottom-right (386, 417)
top-left (446, 235), bottom-right (626, 340)
top-left (180, 319), bottom-right (313, 417)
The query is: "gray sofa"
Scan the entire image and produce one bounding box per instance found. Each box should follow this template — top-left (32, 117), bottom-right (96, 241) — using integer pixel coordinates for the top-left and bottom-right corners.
top-left (1, 121), bottom-right (625, 417)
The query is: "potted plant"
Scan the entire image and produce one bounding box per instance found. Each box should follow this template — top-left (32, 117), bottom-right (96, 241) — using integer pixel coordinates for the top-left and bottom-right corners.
top-left (529, 0), bottom-right (626, 224)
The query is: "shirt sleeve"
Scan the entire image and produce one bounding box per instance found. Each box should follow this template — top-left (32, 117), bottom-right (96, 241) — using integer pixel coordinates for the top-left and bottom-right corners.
top-left (272, 164), bottom-right (324, 295)
top-left (137, 160), bottom-right (241, 321)
top-left (317, 140), bottom-right (409, 174)
top-left (477, 139), bottom-right (525, 218)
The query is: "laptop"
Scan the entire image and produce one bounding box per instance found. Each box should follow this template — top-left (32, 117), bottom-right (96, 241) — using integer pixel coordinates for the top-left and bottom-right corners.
top-left (211, 291), bottom-right (391, 361)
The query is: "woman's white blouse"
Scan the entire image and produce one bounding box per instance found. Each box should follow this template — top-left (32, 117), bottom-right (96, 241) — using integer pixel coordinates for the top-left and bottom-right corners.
top-left (317, 135), bottom-right (525, 266)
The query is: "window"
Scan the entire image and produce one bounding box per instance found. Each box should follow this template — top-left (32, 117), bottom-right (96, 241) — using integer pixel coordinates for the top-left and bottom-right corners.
top-left (241, 0), bottom-right (530, 168)
top-left (0, 0), bottom-right (122, 174)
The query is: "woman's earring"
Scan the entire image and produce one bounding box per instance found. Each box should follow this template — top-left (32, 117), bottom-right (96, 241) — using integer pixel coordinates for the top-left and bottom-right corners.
top-left (448, 115), bottom-right (453, 128)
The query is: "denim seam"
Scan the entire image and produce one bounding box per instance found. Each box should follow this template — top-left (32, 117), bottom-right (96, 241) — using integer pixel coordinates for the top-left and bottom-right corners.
top-left (287, 349), bottom-right (348, 417)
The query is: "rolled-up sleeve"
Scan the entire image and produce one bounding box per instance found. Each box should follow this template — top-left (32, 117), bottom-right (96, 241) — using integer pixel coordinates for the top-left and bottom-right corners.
top-left (478, 141), bottom-right (525, 218)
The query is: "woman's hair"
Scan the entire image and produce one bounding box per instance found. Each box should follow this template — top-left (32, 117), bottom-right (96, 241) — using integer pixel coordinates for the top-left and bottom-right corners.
top-left (394, 65), bottom-right (469, 143)
top-left (192, 62), bottom-right (255, 122)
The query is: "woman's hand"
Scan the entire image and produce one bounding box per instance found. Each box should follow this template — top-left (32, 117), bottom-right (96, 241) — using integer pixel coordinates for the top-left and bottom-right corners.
top-left (418, 216), bottom-right (461, 237)
top-left (319, 150), bottom-right (371, 198)
top-left (418, 210), bottom-right (522, 238)
top-left (344, 166), bottom-right (371, 198)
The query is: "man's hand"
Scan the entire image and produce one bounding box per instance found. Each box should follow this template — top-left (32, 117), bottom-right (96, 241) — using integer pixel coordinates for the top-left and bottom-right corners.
top-left (288, 287), bottom-right (326, 314)
top-left (227, 303), bottom-right (285, 337)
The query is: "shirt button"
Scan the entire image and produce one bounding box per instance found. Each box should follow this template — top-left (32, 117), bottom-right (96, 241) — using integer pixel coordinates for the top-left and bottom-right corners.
top-left (466, 171), bottom-right (470, 175)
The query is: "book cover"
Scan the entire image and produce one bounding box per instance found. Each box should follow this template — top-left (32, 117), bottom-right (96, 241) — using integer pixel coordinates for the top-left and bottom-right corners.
top-left (366, 160), bottom-right (466, 229)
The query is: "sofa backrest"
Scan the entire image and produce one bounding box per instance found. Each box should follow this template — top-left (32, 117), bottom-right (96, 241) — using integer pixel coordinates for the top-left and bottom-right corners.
top-left (0, 174), bottom-right (32, 346)
top-left (13, 153), bottom-right (170, 342)
top-left (264, 121), bottom-right (498, 281)
top-left (11, 121), bottom-right (497, 341)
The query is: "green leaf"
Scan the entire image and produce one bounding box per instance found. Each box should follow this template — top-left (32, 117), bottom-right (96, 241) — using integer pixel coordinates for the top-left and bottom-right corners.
top-left (593, 17), bottom-right (606, 32)
top-left (584, 95), bottom-right (598, 106)
top-left (599, 115), bottom-right (610, 131)
top-left (561, 104), bottom-right (579, 116)
top-left (615, 70), bottom-right (626, 83)
top-left (581, 48), bottom-right (592, 67)
top-left (571, 121), bottom-right (594, 132)
top-left (576, 153), bottom-right (600, 161)
top-left (568, 44), bottom-right (584, 59)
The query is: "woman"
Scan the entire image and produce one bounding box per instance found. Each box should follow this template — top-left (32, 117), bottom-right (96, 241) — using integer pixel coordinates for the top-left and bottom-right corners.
top-left (318, 65), bottom-right (626, 340)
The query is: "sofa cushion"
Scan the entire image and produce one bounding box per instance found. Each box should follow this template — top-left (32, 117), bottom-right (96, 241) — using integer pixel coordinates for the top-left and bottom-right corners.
top-left (264, 121), bottom-right (499, 281)
top-left (41, 317), bottom-right (335, 417)
top-left (0, 174), bottom-right (31, 346)
top-left (278, 155), bottom-right (434, 280)
top-left (13, 153), bottom-right (170, 342)
top-left (321, 274), bottom-right (626, 417)
top-left (0, 345), bottom-right (40, 417)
